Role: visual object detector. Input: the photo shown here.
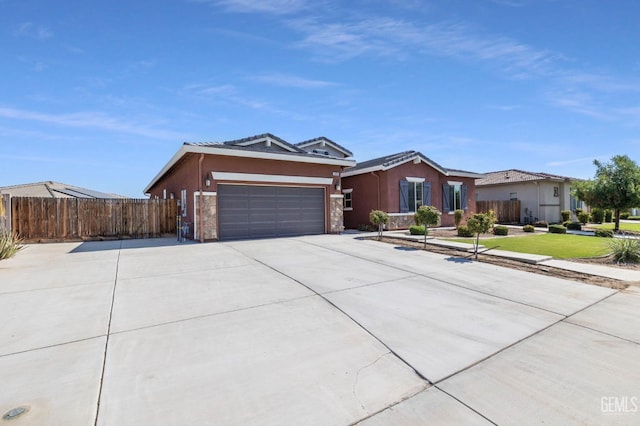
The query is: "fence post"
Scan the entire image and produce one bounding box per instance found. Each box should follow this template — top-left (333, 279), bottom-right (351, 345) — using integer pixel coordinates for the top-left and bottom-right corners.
top-left (0, 193), bottom-right (11, 232)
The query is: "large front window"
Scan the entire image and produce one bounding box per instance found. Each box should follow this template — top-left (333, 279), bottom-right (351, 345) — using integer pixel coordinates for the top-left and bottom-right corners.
top-left (408, 181), bottom-right (423, 212)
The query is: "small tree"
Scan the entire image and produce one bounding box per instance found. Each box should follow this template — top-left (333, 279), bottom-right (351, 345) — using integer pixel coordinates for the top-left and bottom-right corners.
top-left (466, 211), bottom-right (496, 260)
top-left (453, 209), bottom-right (464, 229)
top-left (573, 155), bottom-right (640, 232)
top-left (414, 205), bottom-right (441, 248)
top-left (369, 210), bottom-right (389, 240)
top-left (560, 210), bottom-right (571, 222)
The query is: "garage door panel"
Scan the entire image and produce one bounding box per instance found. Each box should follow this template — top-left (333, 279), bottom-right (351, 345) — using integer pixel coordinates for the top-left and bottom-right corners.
top-left (218, 185), bottom-right (325, 240)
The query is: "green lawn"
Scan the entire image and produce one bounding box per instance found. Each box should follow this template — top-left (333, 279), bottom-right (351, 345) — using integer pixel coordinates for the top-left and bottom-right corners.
top-left (589, 222), bottom-right (640, 232)
top-left (448, 233), bottom-right (611, 259)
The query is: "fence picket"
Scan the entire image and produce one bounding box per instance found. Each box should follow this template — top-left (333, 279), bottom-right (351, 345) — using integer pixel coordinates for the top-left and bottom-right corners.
top-left (10, 197), bottom-right (178, 241)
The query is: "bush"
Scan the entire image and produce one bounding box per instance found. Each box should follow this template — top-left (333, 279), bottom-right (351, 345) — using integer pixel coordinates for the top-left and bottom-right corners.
top-left (457, 225), bottom-right (474, 237)
top-left (0, 227), bottom-right (23, 260)
top-left (577, 211), bottom-right (590, 224)
top-left (549, 224), bottom-right (567, 234)
top-left (560, 210), bottom-right (571, 222)
top-left (608, 237), bottom-right (640, 264)
top-left (409, 225), bottom-right (426, 235)
top-left (567, 221), bottom-right (582, 230)
top-left (369, 210), bottom-right (389, 240)
top-left (523, 224), bottom-right (535, 232)
top-left (620, 212), bottom-right (631, 220)
top-left (453, 209), bottom-right (464, 229)
top-left (629, 216), bottom-right (640, 221)
top-left (590, 208), bottom-right (604, 224)
top-left (595, 229), bottom-right (614, 238)
top-left (533, 221), bottom-right (548, 228)
top-left (575, 208), bottom-right (583, 216)
top-left (604, 210), bottom-right (613, 222)
top-left (493, 225), bottom-right (509, 236)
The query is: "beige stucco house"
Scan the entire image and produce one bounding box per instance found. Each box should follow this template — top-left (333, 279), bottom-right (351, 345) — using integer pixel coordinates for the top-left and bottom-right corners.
top-left (476, 170), bottom-right (585, 224)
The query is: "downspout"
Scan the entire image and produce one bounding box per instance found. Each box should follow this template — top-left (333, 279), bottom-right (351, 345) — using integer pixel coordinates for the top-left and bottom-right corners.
top-left (370, 172), bottom-right (380, 210)
top-left (536, 181), bottom-right (540, 222)
top-left (198, 154), bottom-right (204, 243)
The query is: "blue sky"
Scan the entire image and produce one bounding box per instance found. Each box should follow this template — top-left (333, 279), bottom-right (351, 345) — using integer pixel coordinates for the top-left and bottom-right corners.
top-left (1, 0), bottom-right (639, 197)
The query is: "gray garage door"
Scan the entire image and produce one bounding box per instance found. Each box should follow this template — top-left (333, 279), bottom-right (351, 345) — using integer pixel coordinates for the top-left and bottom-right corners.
top-left (218, 185), bottom-right (325, 240)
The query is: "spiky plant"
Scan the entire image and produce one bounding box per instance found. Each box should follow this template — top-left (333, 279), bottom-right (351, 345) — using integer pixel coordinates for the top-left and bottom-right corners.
top-left (0, 226), bottom-right (23, 260)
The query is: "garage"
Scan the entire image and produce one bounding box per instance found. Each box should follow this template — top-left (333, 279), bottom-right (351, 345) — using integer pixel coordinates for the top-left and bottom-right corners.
top-left (218, 184), bottom-right (325, 240)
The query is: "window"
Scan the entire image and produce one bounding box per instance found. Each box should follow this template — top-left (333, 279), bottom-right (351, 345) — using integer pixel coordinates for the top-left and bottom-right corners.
top-left (181, 189), bottom-right (187, 217)
top-left (510, 192), bottom-right (518, 200)
top-left (408, 181), bottom-right (423, 212)
top-left (400, 179), bottom-right (431, 213)
top-left (342, 189), bottom-right (353, 211)
top-left (443, 182), bottom-right (467, 212)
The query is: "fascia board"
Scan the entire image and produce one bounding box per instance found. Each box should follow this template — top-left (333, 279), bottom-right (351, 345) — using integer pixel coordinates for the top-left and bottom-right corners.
top-left (143, 145), bottom-right (355, 194)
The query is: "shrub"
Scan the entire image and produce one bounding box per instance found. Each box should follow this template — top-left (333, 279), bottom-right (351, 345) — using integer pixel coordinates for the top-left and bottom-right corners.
top-left (608, 237), bottom-right (640, 264)
top-left (629, 216), bottom-right (640, 221)
top-left (604, 210), bottom-right (613, 222)
top-left (577, 211), bottom-right (590, 224)
top-left (560, 210), bottom-right (571, 222)
top-left (0, 227), bottom-right (23, 260)
top-left (369, 210), bottom-right (389, 240)
top-left (620, 212), bottom-right (630, 220)
top-left (533, 221), bottom-right (548, 228)
top-left (595, 229), bottom-right (614, 238)
top-left (523, 224), bottom-right (535, 232)
top-left (493, 225), bottom-right (509, 236)
top-left (590, 208), bottom-right (604, 224)
top-left (409, 225), bottom-right (426, 235)
top-left (575, 208), bottom-right (583, 216)
top-left (565, 221), bottom-right (582, 231)
top-left (453, 209), bottom-right (464, 229)
top-left (549, 224), bottom-right (567, 234)
top-left (457, 225), bottom-right (474, 237)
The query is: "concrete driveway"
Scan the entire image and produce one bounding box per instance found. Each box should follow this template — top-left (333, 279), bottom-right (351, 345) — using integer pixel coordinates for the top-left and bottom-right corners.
top-left (0, 235), bottom-right (638, 425)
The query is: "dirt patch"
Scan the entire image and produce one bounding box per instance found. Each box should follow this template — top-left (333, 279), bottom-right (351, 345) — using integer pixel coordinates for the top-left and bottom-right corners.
top-left (374, 236), bottom-right (631, 290)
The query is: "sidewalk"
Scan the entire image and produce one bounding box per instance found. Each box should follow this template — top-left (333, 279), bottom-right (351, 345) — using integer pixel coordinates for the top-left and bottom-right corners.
top-left (379, 231), bottom-right (640, 282)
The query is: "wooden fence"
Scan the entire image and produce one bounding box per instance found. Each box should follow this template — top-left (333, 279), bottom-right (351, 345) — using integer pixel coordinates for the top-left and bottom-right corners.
top-left (476, 200), bottom-right (521, 224)
top-left (11, 197), bottom-right (178, 241)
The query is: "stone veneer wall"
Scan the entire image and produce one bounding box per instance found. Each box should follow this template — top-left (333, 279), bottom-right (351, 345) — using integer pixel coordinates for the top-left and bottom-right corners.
top-left (196, 193), bottom-right (217, 240)
top-left (329, 196), bottom-right (344, 234)
top-left (387, 213), bottom-right (415, 230)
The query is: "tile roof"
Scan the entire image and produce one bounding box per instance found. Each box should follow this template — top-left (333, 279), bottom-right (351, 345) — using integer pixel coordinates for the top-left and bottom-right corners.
top-left (295, 137), bottom-right (353, 157)
top-left (186, 133), bottom-right (328, 157)
top-left (342, 151), bottom-right (484, 178)
top-left (476, 169), bottom-right (577, 186)
top-left (0, 181), bottom-right (126, 198)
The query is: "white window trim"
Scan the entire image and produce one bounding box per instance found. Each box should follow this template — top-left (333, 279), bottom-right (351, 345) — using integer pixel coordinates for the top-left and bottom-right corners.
top-left (342, 188), bottom-right (353, 211)
top-left (447, 180), bottom-right (463, 186)
top-left (406, 177), bottom-right (425, 183)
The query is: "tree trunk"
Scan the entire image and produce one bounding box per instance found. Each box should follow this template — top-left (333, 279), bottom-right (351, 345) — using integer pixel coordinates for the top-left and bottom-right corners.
top-left (614, 208), bottom-right (620, 232)
top-left (474, 234), bottom-right (480, 260)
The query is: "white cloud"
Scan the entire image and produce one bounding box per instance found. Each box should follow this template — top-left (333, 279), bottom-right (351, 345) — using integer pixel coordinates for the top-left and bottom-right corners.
top-left (0, 106), bottom-right (186, 140)
top-left (193, 0), bottom-right (306, 14)
top-left (12, 22), bottom-right (53, 40)
top-left (249, 72), bottom-right (338, 88)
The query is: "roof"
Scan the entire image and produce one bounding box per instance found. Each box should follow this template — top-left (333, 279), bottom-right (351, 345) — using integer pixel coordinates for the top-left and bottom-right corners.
top-left (295, 137), bottom-right (353, 158)
top-left (0, 181), bottom-right (126, 199)
top-left (341, 151), bottom-right (485, 179)
top-left (476, 169), bottom-right (578, 186)
top-left (144, 133), bottom-right (356, 194)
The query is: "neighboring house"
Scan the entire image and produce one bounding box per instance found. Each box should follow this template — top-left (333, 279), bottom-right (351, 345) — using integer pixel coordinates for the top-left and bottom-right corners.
top-left (476, 169), bottom-right (584, 224)
top-left (341, 151), bottom-right (485, 229)
top-left (144, 133), bottom-right (355, 241)
top-left (0, 181), bottom-right (126, 199)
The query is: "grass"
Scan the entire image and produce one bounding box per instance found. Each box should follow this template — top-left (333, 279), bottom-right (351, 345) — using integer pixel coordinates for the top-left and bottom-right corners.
top-left (589, 222), bottom-right (640, 232)
top-left (448, 233), bottom-right (610, 259)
